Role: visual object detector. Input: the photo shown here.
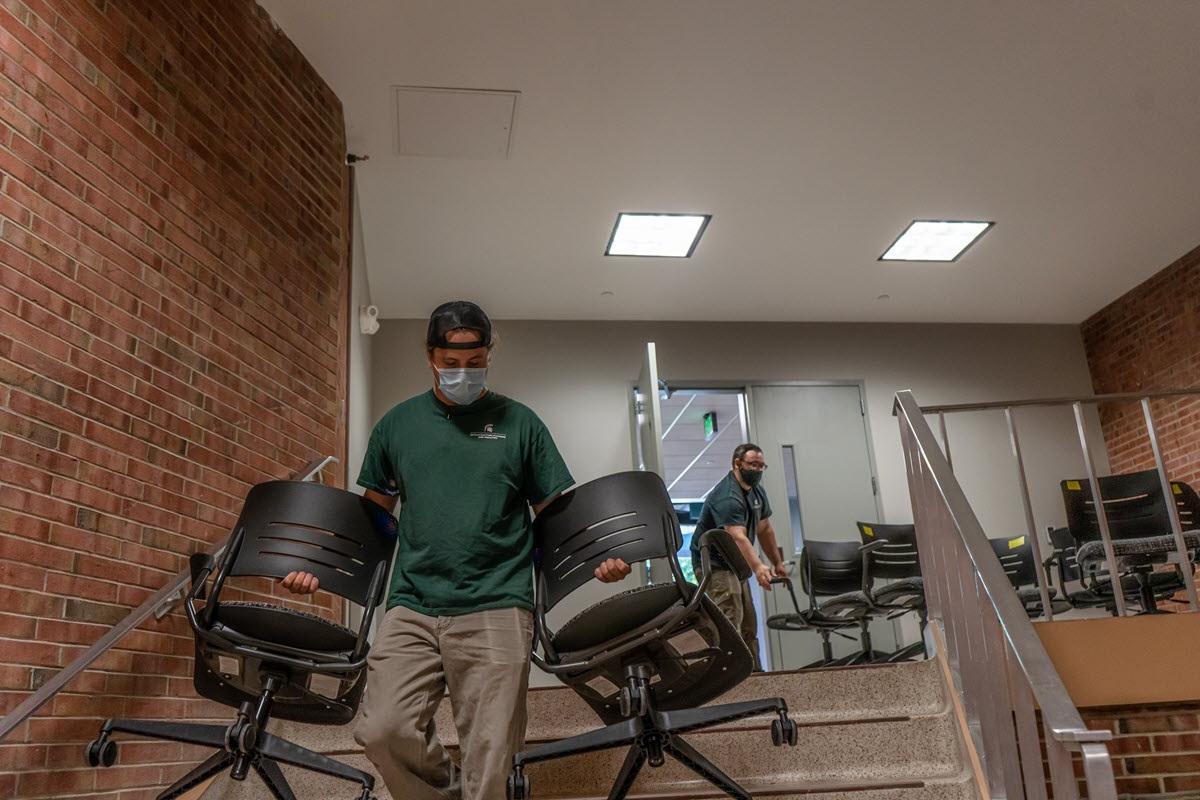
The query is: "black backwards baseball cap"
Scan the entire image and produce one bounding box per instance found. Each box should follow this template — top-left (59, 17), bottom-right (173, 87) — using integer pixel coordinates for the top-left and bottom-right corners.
top-left (426, 300), bottom-right (493, 349)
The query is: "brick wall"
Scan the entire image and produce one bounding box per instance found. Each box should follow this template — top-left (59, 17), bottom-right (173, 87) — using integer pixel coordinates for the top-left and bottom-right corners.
top-left (0, 1), bottom-right (349, 797)
top-left (1082, 244), bottom-right (1200, 487)
top-left (1065, 703), bottom-right (1200, 798)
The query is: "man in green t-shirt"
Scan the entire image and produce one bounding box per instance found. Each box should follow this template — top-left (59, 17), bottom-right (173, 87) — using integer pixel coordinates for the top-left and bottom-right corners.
top-left (688, 443), bottom-right (788, 670)
top-left (281, 301), bottom-right (631, 800)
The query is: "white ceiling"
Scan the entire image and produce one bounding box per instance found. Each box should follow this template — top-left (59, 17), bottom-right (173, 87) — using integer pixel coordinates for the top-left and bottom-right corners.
top-left (259, 1), bottom-right (1200, 324)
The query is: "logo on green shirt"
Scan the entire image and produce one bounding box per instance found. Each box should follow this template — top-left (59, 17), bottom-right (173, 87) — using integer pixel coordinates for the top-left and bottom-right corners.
top-left (470, 423), bottom-right (507, 440)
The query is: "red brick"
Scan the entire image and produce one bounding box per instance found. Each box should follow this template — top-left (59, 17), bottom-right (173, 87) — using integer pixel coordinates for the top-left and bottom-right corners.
top-left (1164, 774), bottom-right (1200, 792)
top-left (1154, 733), bottom-right (1200, 752)
top-left (0, 561), bottom-right (46, 590)
top-left (1114, 776), bottom-right (1163, 795)
top-left (1126, 753), bottom-right (1200, 774)
top-left (0, 743), bottom-right (47, 770)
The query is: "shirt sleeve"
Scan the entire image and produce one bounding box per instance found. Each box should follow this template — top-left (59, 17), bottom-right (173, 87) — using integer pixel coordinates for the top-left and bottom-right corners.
top-left (760, 488), bottom-right (773, 521)
top-left (356, 421), bottom-right (400, 497)
top-left (523, 417), bottom-right (574, 505)
top-left (709, 494), bottom-right (749, 529)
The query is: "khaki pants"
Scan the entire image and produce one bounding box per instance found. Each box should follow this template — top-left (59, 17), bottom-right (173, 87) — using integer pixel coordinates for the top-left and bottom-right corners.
top-left (354, 605), bottom-right (533, 800)
top-left (704, 567), bottom-right (762, 671)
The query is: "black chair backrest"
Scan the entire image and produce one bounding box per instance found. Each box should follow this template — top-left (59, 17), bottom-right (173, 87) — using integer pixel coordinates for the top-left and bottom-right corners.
top-left (222, 480), bottom-right (395, 606)
top-left (990, 536), bottom-right (1036, 588)
top-left (801, 540), bottom-right (864, 598)
top-left (1048, 526), bottom-right (1082, 582)
top-left (857, 522), bottom-right (920, 580)
top-left (534, 471), bottom-right (681, 612)
top-left (1171, 480), bottom-right (1200, 533)
top-left (1060, 470), bottom-right (1174, 543)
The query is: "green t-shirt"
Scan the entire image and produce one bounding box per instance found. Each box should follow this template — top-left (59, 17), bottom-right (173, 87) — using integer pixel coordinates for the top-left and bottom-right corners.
top-left (357, 390), bottom-right (574, 616)
top-left (689, 471), bottom-right (773, 572)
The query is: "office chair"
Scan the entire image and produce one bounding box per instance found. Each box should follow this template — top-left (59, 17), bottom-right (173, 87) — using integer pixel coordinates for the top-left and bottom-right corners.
top-left (989, 536), bottom-right (1069, 618)
top-left (1045, 526), bottom-right (1180, 615)
top-left (85, 480), bottom-right (395, 800)
top-left (1061, 470), bottom-right (1200, 613)
top-left (509, 471), bottom-right (797, 800)
top-left (856, 522), bottom-right (926, 662)
top-left (765, 539), bottom-right (883, 667)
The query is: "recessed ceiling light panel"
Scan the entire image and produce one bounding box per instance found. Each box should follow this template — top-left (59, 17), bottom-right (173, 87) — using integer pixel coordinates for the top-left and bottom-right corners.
top-left (605, 213), bottom-right (711, 258)
top-left (880, 220), bottom-right (993, 262)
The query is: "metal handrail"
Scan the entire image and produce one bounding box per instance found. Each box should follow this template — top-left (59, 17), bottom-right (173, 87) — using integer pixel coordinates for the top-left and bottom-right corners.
top-left (0, 455), bottom-right (338, 744)
top-left (915, 387), bottom-right (1200, 415)
top-left (908, 387), bottom-right (1200, 616)
top-left (895, 390), bottom-right (1115, 800)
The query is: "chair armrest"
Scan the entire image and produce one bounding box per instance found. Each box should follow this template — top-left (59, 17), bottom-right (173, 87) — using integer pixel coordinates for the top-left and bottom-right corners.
top-left (189, 553), bottom-right (213, 599)
top-left (769, 576), bottom-right (802, 614)
top-left (697, 528), bottom-right (751, 580)
top-left (353, 561), bottom-right (389, 660)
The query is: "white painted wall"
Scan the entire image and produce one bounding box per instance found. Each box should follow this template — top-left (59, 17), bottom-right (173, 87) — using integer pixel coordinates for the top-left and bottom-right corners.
top-left (368, 319), bottom-right (1106, 680)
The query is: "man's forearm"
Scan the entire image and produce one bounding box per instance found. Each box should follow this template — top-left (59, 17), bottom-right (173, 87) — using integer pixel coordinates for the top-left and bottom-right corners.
top-left (758, 525), bottom-right (785, 567)
top-left (725, 526), bottom-right (766, 572)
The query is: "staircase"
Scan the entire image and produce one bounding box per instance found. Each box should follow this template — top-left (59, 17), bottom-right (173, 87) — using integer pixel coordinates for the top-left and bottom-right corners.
top-left (198, 658), bottom-right (981, 800)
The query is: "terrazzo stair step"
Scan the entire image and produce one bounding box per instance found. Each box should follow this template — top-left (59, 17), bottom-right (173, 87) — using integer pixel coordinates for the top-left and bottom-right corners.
top-left (196, 660), bottom-right (973, 800)
top-left (271, 660), bottom-right (946, 757)
top-left (515, 714), bottom-right (966, 798)
top-left (202, 711), bottom-right (965, 800)
top-left (204, 758), bottom-right (976, 800)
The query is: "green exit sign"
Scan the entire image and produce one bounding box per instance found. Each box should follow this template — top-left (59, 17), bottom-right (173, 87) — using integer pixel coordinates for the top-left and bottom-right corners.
top-left (703, 411), bottom-right (718, 440)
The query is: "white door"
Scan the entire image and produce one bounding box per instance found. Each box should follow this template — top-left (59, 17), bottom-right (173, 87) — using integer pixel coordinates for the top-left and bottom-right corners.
top-left (747, 384), bottom-right (889, 670)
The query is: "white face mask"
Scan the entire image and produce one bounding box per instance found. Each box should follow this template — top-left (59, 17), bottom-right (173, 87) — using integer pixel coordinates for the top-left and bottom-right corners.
top-left (436, 367), bottom-right (488, 405)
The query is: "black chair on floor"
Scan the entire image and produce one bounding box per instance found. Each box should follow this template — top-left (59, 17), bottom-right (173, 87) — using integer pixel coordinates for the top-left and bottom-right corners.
top-left (1045, 526), bottom-right (1180, 615)
top-left (856, 522), bottom-right (926, 662)
top-left (765, 539), bottom-right (883, 667)
top-left (1060, 470), bottom-right (1200, 613)
top-left (509, 471), bottom-right (796, 800)
top-left (989, 535), bottom-right (1069, 618)
top-left (86, 480), bottom-right (395, 800)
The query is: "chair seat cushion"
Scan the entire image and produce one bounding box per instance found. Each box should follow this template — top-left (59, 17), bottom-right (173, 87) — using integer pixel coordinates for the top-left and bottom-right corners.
top-left (873, 578), bottom-right (925, 608)
top-left (1076, 532), bottom-right (1200, 571)
top-left (1016, 587), bottom-right (1059, 603)
top-left (816, 590), bottom-right (873, 620)
top-left (211, 601), bottom-right (357, 654)
top-left (1015, 587), bottom-right (1070, 616)
top-left (553, 584), bottom-right (691, 654)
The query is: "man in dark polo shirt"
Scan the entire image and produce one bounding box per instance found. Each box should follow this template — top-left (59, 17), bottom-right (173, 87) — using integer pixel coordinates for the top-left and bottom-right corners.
top-left (281, 300), bottom-right (631, 800)
top-left (689, 443), bottom-right (787, 671)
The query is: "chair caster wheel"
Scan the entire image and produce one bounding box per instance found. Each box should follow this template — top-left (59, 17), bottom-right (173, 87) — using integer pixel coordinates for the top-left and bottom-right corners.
top-left (86, 736), bottom-right (117, 767)
top-left (771, 717), bottom-right (798, 747)
top-left (507, 770), bottom-right (530, 800)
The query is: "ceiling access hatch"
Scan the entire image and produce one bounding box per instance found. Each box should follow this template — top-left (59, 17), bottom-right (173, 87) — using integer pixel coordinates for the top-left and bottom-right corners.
top-left (392, 86), bottom-right (519, 159)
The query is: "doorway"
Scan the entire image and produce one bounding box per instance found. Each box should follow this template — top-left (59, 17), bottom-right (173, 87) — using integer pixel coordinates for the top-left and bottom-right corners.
top-left (658, 389), bottom-right (751, 584)
top-left (748, 383), bottom-right (891, 670)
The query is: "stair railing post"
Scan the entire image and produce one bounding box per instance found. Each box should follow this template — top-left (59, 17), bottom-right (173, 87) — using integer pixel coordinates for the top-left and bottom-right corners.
top-left (1072, 401), bottom-right (1126, 617)
top-left (1005, 407), bottom-right (1054, 620)
top-left (1140, 397), bottom-right (1199, 611)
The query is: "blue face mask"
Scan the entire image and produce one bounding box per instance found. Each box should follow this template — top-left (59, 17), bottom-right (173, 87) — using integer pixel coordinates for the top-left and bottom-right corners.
top-left (437, 367), bottom-right (488, 405)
